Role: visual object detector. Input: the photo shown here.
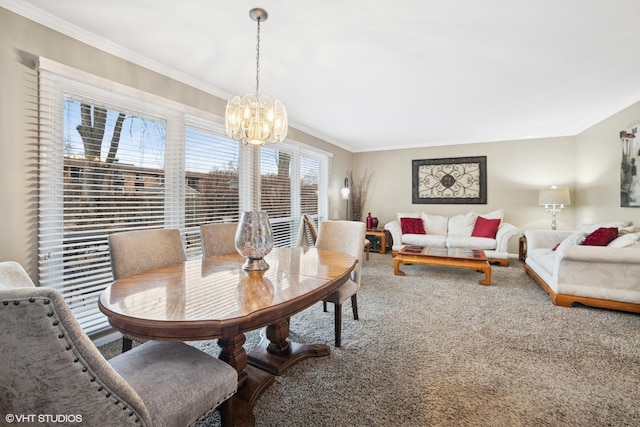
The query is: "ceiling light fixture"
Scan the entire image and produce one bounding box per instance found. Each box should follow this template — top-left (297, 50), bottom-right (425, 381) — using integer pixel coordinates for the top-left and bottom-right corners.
top-left (225, 8), bottom-right (288, 145)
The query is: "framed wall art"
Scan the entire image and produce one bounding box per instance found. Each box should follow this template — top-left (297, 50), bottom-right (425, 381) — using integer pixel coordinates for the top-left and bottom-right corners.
top-left (620, 128), bottom-right (639, 207)
top-left (412, 156), bottom-right (487, 204)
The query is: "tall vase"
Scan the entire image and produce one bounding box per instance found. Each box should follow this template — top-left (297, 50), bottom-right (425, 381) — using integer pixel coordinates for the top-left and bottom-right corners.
top-left (235, 211), bottom-right (274, 271)
top-left (366, 212), bottom-right (373, 229)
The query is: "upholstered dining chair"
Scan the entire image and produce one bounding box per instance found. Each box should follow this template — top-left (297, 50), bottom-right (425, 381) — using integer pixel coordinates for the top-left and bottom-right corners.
top-left (201, 222), bottom-right (239, 257)
top-left (314, 220), bottom-right (366, 347)
top-left (298, 214), bottom-right (370, 260)
top-left (108, 228), bottom-right (186, 352)
top-left (0, 261), bottom-right (237, 427)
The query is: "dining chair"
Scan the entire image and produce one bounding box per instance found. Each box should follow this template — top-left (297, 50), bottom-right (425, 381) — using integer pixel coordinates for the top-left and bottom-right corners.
top-left (0, 261), bottom-right (237, 427)
top-left (108, 228), bottom-right (186, 352)
top-left (201, 222), bottom-right (239, 257)
top-left (314, 220), bottom-right (366, 347)
top-left (299, 213), bottom-right (370, 260)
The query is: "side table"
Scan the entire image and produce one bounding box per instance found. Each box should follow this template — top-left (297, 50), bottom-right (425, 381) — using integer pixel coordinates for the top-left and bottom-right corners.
top-left (366, 229), bottom-right (389, 254)
top-left (519, 235), bottom-right (527, 261)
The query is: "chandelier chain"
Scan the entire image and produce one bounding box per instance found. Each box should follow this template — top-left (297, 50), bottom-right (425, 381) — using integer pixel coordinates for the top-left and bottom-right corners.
top-left (255, 17), bottom-right (261, 97)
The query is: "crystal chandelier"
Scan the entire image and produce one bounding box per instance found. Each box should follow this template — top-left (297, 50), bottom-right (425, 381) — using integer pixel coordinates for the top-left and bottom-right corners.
top-left (225, 8), bottom-right (288, 145)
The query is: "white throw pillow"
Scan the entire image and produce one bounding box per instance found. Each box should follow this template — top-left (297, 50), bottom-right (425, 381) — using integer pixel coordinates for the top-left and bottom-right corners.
top-left (474, 209), bottom-right (504, 221)
top-left (555, 231), bottom-right (587, 251)
top-left (579, 221), bottom-right (631, 234)
top-left (608, 232), bottom-right (640, 248)
top-left (396, 212), bottom-right (421, 222)
top-left (448, 212), bottom-right (478, 236)
top-left (421, 213), bottom-right (448, 235)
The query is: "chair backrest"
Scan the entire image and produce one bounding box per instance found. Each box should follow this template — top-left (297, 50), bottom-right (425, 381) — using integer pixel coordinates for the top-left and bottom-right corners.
top-left (108, 228), bottom-right (186, 279)
top-left (315, 220), bottom-right (366, 285)
top-left (200, 223), bottom-right (238, 257)
top-left (0, 261), bottom-right (153, 426)
top-left (303, 214), bottom-right (318, 244)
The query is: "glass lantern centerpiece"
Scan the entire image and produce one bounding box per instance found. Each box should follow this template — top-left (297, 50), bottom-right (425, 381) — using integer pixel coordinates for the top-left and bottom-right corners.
top-left (235, 211), bottom-right (274, 271)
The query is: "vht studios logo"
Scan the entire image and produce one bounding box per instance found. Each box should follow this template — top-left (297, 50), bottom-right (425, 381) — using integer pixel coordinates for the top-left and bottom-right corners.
top-left (5, 414), bottom-right (83, 423)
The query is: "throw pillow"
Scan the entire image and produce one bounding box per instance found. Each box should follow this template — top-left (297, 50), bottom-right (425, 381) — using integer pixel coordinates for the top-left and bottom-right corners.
top-left (471, 216), bottom-right (501, 238)
top-left (607, 231), bottom-right (640, 248)
top-left (421, 213), bottom-right (448, 235)
top-left (400, 217), bottom-right (426, 234)
top-left (582, 227), bottom-right (618, 246)
top-left (554, 231), bottom-right (587, 251)
top-left (448, 213), bottom-right (477, 236)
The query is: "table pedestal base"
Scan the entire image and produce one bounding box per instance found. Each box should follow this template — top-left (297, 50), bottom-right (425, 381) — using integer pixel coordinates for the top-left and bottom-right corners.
top-left (247, 319), bottom-right (330, 375)
top-left (247, 340), bottom-right (330, 375)
top-left (221, 365), bottom-right (274, 427)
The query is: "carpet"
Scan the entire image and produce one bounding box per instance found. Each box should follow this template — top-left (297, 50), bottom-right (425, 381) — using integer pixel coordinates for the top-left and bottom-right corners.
top-left (100, 253), bottom-right (640, 426)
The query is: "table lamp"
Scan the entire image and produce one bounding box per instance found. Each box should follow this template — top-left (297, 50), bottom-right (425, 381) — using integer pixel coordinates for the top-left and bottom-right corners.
top-left (538, 186), bottom-right (570, 230)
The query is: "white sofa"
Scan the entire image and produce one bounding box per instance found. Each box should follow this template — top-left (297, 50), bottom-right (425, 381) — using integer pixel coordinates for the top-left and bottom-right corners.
top-left (384, 210), bottom-right (520, 266)
top-left (524, 222), bottom-right (640, 313)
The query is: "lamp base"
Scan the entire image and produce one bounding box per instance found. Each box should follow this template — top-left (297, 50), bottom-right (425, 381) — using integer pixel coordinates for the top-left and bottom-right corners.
top-left (242, 257), bottom-right (270, 271)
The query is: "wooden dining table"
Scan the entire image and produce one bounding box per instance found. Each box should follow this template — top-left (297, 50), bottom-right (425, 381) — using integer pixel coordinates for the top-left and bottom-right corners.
top-left (98, 246), bottom-right (357, 427)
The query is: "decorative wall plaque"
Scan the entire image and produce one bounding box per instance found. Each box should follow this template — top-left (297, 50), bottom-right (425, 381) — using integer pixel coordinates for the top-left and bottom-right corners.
top-left (412, 156), bottom-right (487, 204)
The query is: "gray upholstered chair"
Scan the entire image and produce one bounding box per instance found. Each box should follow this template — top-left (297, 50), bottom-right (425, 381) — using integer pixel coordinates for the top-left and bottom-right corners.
top-left (298, 214), bottom-right (369, 260)
top-left (314, 220), bottom-right (366, 347)
top-left (200, 222), bottom-right (238, 257)
top-left (0, 261), bottom-right (237, 427)
top-left (108, 228), bottom-right (186, 352)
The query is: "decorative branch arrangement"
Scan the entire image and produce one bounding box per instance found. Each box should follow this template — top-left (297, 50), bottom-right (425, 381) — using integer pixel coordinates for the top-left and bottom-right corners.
top-left (348, 169), bottom-right (373, 222)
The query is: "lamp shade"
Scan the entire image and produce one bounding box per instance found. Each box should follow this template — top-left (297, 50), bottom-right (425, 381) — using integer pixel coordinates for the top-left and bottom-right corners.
top-left (538, 187), bottom-right (571, 206)
top-left (341, 187), bottom-right (350, 200)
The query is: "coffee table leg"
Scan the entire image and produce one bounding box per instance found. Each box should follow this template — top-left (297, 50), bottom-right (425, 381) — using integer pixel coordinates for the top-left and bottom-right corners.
top-left (393, 257), bottom-right (405, 276)
top-left (247, 319), bottom-right (330, 375)
top-left (479, 262), bottom-right (491, 286)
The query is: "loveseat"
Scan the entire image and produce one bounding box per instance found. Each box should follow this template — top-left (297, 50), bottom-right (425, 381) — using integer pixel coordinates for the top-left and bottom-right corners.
top-left (524, 222), bottom-right (640, 313)
top-left (384, 210), bottom-right (520, 266)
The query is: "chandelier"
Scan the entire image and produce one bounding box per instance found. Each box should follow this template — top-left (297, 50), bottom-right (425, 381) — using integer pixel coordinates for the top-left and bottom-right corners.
top-left (225, 8), bottom-right (288, 145)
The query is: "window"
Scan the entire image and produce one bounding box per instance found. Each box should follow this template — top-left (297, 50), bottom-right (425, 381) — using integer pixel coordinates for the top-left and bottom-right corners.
top-left (36, 58), bottom-right (331, 336)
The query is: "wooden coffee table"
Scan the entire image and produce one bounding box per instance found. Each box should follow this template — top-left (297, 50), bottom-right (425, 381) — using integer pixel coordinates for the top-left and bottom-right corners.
top-left (393, 246), bottom-right (492, 285)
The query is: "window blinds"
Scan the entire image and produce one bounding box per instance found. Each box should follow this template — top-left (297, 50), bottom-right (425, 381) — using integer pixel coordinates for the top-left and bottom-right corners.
top-left (35, 57), bottom-right (332, 336)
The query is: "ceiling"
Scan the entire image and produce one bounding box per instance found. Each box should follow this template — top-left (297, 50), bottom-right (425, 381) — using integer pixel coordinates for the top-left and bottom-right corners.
top-left (5, 0), bottom-right (640, 152)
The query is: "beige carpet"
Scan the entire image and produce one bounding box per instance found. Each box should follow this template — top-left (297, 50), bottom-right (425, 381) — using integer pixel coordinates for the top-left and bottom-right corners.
top-left (100, 253), bottom-right (640, 426)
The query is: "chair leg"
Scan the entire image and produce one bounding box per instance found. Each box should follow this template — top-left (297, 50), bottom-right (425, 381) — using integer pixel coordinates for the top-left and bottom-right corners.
top-left (334, 303), bottom-right (342, 347)
top-left (351, 294), bottom-right (359, 320)
top-left (323, 301), bottom-right (328, 312)
top-left (122, 336), bottom-right (133, 353)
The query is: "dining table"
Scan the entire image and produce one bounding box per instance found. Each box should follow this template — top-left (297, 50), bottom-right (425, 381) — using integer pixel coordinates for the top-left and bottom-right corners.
top-left (98, 246), bottom-right (357, 427)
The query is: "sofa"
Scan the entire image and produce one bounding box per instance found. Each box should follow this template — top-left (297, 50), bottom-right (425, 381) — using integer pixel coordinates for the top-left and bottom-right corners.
top-left (384, 210), bottom-right (520, 266)
top-left (524, 222), bottom-right (640, 313)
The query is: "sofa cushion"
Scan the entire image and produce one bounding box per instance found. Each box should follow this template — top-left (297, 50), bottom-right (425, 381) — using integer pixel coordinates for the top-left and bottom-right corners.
top-left (402, 234), bottom-right (447, 248)
top-left (400, 217), bottom-right (425, 234)
top-left (448, 213), bottom-right (477, 236)
top-left (582, 227), bottom-right (618, 246)
top-left (446, 235), bottom-right (497, 250)
top-left (608, 232), bottom-right (640, 248)
top-left (471, 216), bottom-right (501, 238)
top-left (421, 213), bottom-right (448, 235)
top-left (554, 231), bottom-right (587, 251)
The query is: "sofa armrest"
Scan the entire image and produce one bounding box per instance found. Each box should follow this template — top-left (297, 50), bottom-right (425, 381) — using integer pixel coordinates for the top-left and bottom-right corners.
top-left (525, 229), bottom-right (573, 250)
top-left (495, 222), bottom-right (520, 252)
top-left (384, 220), bottom-right (403, 248)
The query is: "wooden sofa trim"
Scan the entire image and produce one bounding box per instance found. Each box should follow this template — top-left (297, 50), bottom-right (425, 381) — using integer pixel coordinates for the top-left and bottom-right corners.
top-left (524, 264), bottom-right (640, 314)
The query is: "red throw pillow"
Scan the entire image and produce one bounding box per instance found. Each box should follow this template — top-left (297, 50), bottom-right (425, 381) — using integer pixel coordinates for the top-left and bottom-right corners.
top-left (400, 217), bottom-right (425, 234)
top-left (582, 227), bottom-right (618, 246)
top-left (471, 216), bottom-right (501, 238)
